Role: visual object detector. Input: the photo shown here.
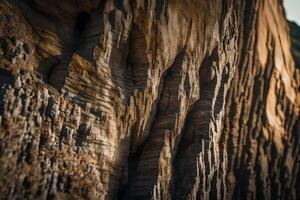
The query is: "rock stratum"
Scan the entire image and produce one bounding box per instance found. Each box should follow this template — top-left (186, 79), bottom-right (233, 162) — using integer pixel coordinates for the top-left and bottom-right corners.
top-left (0, 0), bottom-right (299, 199)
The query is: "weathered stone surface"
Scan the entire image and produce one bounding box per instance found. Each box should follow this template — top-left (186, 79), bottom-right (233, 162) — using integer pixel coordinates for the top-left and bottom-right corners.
top-left (224, 1), bottom-right (300, 199)
top-left (0, 0), bottom-right (299, 199)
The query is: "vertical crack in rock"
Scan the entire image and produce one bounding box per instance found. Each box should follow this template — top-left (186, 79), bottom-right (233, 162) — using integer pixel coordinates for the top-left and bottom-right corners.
top-left (128, 23), bottom-right (164, 155)
top-left (173, 5), bottom-right (237, 198)
top-left (174, 49), bottom-right (221, 199)
top-left (125, 50), bottom-right (200, 199)
top-left (127, 23), bottom-right (150, 90)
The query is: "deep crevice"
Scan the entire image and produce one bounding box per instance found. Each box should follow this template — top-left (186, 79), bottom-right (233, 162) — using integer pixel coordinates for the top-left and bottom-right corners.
top-left (173, 47), bottom-right (220, 199)
top-left (36, 11), bottom-right (92, 90)
top-left (127, 23), bottom-right (150, 90)
top-left (120, 50), bottom-right (186, 199)
top-left (0, 69), bottom-right (15, 116)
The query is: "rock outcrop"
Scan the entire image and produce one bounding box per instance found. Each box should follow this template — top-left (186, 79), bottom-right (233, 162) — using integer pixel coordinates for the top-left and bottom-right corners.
top-left (0, 0), bottom-right (299, 199)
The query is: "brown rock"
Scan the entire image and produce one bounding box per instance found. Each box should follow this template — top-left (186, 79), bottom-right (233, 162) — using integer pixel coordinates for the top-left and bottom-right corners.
top-left (0, 0), bottom-right (299, 199)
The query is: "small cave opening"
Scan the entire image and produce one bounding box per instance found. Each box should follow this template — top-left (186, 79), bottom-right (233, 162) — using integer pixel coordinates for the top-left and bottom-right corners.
top-left (73, 12), bottom-right (91, 51)
top-left (37, 11), bottom-right (92, 89)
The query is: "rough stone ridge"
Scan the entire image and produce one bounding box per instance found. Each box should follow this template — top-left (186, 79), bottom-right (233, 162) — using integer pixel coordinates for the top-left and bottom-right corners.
top-left (0, 0), bottom-right (299, 199)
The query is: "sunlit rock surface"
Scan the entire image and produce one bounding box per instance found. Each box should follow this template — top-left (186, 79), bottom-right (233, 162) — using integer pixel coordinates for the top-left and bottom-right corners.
top-left (0, 0), bottom-right (299, 199)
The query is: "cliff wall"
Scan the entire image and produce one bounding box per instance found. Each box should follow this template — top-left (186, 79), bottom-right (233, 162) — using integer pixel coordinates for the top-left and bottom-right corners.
top-left (0, 0), bottom-right (299, 199)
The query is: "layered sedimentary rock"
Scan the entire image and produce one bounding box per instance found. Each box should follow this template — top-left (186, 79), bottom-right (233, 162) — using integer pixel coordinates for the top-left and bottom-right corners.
top-left (224, 2), bottom-right (300, 199)
top-left (0, 0), bottom-right (299, 199)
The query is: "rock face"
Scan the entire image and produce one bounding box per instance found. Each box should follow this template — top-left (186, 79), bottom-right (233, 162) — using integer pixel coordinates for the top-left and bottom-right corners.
top-left (289, 21), bottom-right (300, 69)
top-left (0, 0), bottom-right (299, 199)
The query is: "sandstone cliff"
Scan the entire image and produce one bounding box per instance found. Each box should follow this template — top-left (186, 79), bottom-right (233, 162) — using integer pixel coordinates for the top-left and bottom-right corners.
top-left (0, 0), bottom-right (299, 199)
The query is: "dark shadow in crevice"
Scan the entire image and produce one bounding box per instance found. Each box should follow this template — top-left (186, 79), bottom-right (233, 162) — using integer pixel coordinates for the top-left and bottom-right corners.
top-left (37, 11), bottom-right (92, 90)
top-left (73, 12), bottom-right (92, 53)
top-left (127, 23), bottom-right (150, 90)
top-left (173, 47), bottom-right (219, 199)
top-left (37, 56), bottom-right (60, 83)
top-left (75, 122), bottom-right (91, 148)
top-left (213, 63), bottom-right (230, 118)
top-left (119, 50), bottom-right (185, 199)
top-left (0, 69), bottom-right (15, 116)
top-left (125, 23), bottom-right (156, 156)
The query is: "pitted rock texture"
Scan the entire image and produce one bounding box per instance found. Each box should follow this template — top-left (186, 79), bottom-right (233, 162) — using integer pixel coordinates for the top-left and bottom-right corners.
top-left (0, 0), bottom-right (299, 199)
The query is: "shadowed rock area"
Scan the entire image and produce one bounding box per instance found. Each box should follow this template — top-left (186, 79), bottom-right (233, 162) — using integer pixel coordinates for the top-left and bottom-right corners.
top-left (0, 0), bottom-right (299, 199)
top-left (289, 21), bottom-right (300, 69)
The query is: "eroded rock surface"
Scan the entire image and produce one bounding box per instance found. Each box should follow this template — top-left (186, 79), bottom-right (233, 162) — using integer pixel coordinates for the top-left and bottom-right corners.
top-left (0, 0), bottom-right (299, 199)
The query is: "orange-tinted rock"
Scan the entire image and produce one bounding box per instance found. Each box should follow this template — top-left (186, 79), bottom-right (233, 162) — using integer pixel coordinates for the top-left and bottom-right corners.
top-left (0, 0), bottom-right (299, 199)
